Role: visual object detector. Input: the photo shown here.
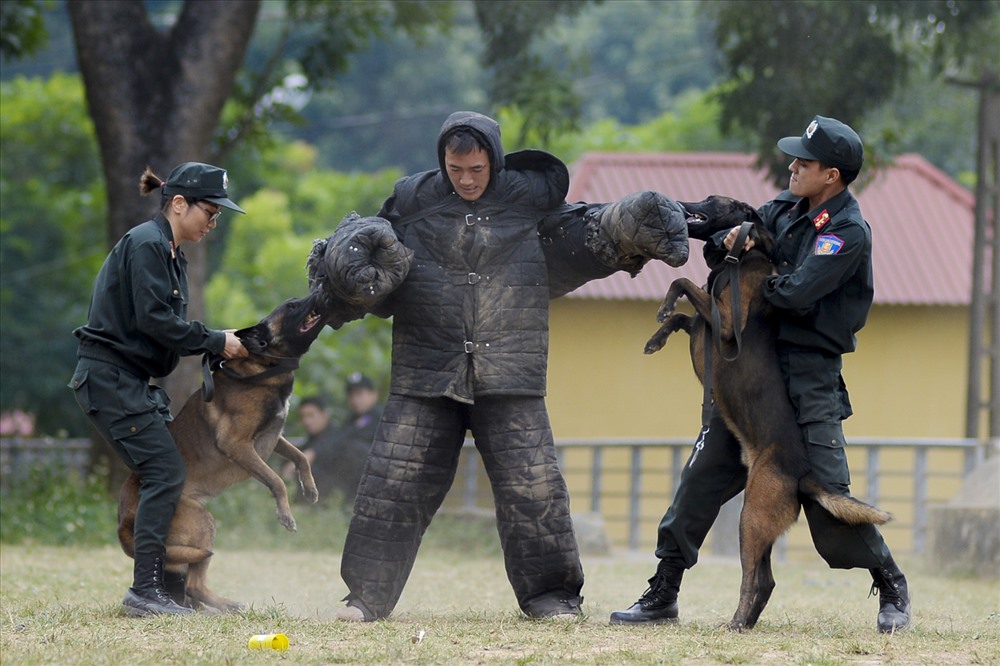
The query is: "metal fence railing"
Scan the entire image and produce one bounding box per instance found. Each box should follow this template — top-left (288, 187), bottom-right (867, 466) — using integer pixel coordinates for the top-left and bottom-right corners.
top-left (455, 436), bottom-right (996, 558)
top-left (3, 435), bottom-right (995, 558)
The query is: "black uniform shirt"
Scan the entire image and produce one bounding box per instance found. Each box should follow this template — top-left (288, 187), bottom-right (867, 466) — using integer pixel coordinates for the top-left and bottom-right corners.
top-left (75, 213), bottom-right (225, 378)
top-left (760, 189), bottom-right (874, 355)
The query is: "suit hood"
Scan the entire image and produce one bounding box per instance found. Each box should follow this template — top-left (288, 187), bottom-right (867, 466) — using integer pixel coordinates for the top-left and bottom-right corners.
top-left (437, 111), bottom-right (506, 184)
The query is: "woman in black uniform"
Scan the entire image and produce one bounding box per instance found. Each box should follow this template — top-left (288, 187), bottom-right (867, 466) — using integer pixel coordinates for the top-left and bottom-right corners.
top-left (69, 162), bottom-right (248, 617)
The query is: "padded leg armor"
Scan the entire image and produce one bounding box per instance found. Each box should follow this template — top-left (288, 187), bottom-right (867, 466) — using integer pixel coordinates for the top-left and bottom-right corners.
top-left (340, 394), bottom-right (584, 620)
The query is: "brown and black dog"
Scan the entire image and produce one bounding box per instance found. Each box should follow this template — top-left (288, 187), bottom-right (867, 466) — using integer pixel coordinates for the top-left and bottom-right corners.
top-left (645, 195), bottom-right (890, 631)
top-left (117, 294), bottom-right (329, 612)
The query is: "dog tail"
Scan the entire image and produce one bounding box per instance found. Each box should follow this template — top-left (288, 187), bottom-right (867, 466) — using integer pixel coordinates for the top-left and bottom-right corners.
top-left (117, 527), bottom-right (135, 559)
top-left (116, 535), bottom-right (211, 565)
top-left (799, 474), bottom-right (892, 525)
top-left (166, 545), bottom-right (214, 565)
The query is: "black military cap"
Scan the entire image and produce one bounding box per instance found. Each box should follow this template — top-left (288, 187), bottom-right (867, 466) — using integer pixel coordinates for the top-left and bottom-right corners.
top-left (162, 162), bottom-right (246, 213)
top-left (777, 116), bottom-right (863, 171)
top-left (345, 372), bottom-right (375, 392)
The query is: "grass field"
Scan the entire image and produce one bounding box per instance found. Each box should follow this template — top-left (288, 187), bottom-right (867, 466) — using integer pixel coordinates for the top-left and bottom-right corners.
top-left (2, 523), bottom-right (998, 666)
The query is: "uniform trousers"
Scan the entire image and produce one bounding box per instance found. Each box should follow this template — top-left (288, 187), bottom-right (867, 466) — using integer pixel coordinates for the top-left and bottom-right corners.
top-left (70, 358), bottom-right (185, 557)
top-left (655, 348), bottom-right (891, 570)
top-left (340, 393), bottom-right (585, 618)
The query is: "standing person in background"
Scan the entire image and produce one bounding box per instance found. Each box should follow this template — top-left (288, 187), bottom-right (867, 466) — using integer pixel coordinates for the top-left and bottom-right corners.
top-left (335, 372), bottom-right (382, 503)
top-left (68, 162), bottom-right (248, 617)
top-left (609, 116), bottom-right (911, 634)
top-left (285, 395), bottom-right (337, 497)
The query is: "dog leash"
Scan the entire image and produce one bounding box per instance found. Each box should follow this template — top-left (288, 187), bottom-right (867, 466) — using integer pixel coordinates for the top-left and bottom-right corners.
top-left (200, 352), bottom-right (300, 402)
top-left (709, 220), bottom-right (753, 362)
top-left (692, 219), bottom-right (754, 456)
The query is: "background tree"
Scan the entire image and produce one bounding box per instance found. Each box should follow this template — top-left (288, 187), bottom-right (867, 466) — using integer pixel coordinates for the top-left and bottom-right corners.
top-left (708, 0), bottom-right (998, 185)
top-left (67, 0), bottom-right (261, 407)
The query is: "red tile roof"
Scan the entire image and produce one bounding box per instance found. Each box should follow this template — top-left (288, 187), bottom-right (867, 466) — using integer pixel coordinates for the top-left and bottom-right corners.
top-left (564, 152), bottom-right (976, 306)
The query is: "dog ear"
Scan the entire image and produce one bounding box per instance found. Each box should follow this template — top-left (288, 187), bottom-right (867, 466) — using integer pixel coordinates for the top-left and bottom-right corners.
top-left (235, 323), bottom-right (269, 354)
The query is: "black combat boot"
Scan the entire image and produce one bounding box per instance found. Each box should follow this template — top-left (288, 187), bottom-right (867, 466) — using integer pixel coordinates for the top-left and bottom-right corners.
top-left (609, 559), bottom-right (683, 625)
top-left (162, 568), bottom-right (189, 608)
top-left (869, 556), bottom-right (910, 634)
top-left (122, 553), bottom-right (195, 617)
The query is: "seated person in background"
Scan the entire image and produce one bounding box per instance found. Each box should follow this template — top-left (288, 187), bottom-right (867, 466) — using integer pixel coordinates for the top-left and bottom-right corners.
top-left (287, 376), bottom-right (381, 508)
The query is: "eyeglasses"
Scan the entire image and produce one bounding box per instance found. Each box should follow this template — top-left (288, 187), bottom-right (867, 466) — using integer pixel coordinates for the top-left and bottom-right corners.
top-left (193, 202), bottom-right (222, 223)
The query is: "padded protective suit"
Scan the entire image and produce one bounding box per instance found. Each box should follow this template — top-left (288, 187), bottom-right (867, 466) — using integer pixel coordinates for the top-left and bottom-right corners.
top-left (308, 111), bottom-right (688, 618)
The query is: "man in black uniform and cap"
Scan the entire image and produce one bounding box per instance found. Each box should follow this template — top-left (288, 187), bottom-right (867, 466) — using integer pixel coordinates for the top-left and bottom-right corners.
top-left (69, 162), bottom-right (248, 617)
top-left (609, 116), bottom-right (912, 634)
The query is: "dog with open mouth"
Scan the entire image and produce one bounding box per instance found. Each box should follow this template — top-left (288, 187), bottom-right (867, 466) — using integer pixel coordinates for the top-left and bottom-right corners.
top-left (116, 293), bottom-right (330, 613)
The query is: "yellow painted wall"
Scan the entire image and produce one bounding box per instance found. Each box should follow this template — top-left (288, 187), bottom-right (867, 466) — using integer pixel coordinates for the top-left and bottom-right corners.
top-left (546, 299), bottom-right (970, 440)
top-left (538, 298), bottom-right (972, 557)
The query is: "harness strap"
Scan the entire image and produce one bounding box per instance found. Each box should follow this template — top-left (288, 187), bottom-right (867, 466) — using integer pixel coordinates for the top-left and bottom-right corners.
top-left (700, 335), bottom-right (713, 429)
top-left (698, 220), bottom-right (754, 429)
top-left (200, 352), bottom-right (300, 402)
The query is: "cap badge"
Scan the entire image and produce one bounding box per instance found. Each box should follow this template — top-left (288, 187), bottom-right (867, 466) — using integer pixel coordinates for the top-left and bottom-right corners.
top-left (813, 209), bottom-right (830, 230)
top-left (806, 119), bottom-right (819, 139)
top-left (222, 171), bottom-right (229, 190)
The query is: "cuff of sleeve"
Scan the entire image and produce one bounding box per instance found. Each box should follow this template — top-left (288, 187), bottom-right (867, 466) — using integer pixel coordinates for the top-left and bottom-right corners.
top-left (207, 330), bottom-right (227, 355)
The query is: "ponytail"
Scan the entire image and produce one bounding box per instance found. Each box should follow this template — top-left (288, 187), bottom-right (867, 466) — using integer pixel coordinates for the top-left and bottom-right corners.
top-left (138, 166), bottom-right (165, 196)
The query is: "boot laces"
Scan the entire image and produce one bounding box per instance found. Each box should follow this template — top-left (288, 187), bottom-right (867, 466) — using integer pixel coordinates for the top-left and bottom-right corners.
top-left (638, 568), bottom-right (673, 606)
top-left (151, 558), bottom-right (173, 604)
top-left (869, 570), bottom-right (903, 608)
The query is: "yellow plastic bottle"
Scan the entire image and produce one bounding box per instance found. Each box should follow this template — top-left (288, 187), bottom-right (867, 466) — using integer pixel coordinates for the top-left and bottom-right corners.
top-left (248, 633), bottom-right (289, 651)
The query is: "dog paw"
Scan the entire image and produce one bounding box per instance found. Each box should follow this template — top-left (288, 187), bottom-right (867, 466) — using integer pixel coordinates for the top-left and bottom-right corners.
top-left (302, 484), bottom-right (319, 504)
top-left (277, 511), bottom-right (298, 532)
top-left (645, 330), bottom-right (668, 354)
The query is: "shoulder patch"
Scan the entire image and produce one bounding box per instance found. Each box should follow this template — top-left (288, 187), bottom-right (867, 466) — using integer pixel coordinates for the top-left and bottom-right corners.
top-left (814, 234), bottom-right (845, 255)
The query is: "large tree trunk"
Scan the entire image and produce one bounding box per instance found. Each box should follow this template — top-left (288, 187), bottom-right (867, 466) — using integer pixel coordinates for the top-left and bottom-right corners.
top-left (68, 0), bottom-right (261, 487)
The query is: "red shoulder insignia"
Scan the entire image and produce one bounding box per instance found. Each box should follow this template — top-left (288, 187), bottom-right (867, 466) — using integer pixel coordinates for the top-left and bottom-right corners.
top-left (813, 210), bottom-right (830, 231)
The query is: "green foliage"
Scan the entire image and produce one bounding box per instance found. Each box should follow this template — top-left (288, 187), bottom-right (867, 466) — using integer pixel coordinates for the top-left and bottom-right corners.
top-left (0, 0), bottom-right (50, 60)
top-left (473, 0), bottom-right (595, 146)
top-left (864, 54), bottom-right (980, 182)
top-left (0, 458), bottom-right (500, 558)
top-left (710, 0), bottom-right (908, 186)
top-left (205, 139), bottom-right (401, 408)
top-left (708, 0), bottom-right (997, 186)
top-left (502, 90), bottom-right (753, 162)
top-left (544, 0), bottom-right (719, 125)
top-left (869, 0), bottom-right (1000, 75)
top-left (286, 0), bottom-right (453, 87)
top-left (0, 463), bottom-right (117, 546)
top-left (0, 73), bottom-right (104, 436)
top-left (215, 0), bottom-right (456, 162)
